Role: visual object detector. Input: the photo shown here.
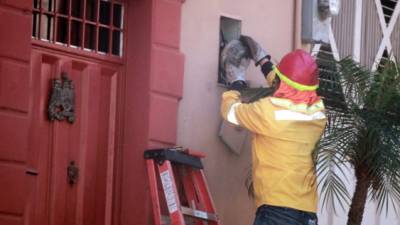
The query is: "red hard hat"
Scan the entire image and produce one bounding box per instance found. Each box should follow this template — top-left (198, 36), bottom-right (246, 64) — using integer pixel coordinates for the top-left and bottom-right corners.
top-left (276, 49), bottom-right (319, 89)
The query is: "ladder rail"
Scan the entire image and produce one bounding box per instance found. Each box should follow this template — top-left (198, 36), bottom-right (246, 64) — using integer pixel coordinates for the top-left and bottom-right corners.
top-left (146, 159), bottom-right (163, 225)
top-left (181, 166), bottom-right (205, 225)
top-left (191, 169), bottom-right (220, 225)
top-left (145, 148), bottom-right (222, 225)
top-left (158, 160), bottom-right (186, 225)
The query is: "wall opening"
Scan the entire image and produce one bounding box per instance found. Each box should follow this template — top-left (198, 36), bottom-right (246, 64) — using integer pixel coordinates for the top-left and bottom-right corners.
top-left (218, 16), bottom-right (242, 85)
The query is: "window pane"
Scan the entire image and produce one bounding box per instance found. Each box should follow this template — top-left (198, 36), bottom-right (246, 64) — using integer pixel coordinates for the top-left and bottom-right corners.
top-left (98, 27), bottom-right (110, 53)
top-left (113, 4), bottom-right (123, 28)
top-left (71, 0), bottom-right (83, 18)
top-left (84, 24), bottom-right (96, 50)
top-left (32, 12), bottom-right (39, 37)
top-left (86, 0), bottom-right (97, 22)
top-left (42, 0), bottom-right (55, 12)
top-left (56, 17), bottom-right (69, 44)
top-left (57, 0), bottom-right (69, 15)
top-left (40, 14), bottom-right (54, 40)
top-left (71, 21), bottom-right (82, 47)
top-left (33, 0), bottom-right (39, 9)
top-left (112, 31), bottom-right (122, 56)
top-left (99, 1), bottom-right (111, 25)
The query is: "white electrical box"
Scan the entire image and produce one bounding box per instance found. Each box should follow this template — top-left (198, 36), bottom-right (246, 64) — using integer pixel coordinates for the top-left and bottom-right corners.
top-left (302, 0), bottom-right (341, 44)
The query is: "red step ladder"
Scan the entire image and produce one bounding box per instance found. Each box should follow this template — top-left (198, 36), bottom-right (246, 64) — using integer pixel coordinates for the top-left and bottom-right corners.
top-left (144, 147), bottom-right (221, 225)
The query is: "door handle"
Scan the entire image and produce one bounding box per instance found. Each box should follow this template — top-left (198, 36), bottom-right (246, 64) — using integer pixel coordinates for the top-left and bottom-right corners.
top-left (26, 169), bottom-right (39, 176)
top-left (67, 161), bottom-right (79, 186)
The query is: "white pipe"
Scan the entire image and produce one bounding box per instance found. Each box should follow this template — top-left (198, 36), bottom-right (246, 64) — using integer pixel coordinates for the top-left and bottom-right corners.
top-left (353, 0), bottom-right (363, 62)
top-left (293, 0), bottom-right (303, 50)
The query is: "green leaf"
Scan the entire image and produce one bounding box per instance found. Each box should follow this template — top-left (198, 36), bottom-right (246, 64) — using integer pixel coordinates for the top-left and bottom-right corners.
top-left (316, 56), bottom-right (400, 217)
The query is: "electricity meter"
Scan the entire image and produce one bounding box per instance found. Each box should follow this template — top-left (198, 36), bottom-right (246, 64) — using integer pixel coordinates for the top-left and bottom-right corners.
top-left (302, 0), bottom-right (341, 44)
top-left (318, 0), bottom-right (341, 19)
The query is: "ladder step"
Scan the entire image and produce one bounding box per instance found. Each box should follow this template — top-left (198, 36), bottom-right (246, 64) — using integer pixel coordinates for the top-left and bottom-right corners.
top-left (144, 149), bottom-right (203, 169)
top-left (181, 206), bottom-right (218, 222)
top-left (161, 215), bottom-right (197, 225)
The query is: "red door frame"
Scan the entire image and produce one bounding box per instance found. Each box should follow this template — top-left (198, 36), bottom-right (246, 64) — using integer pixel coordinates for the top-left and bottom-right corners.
top-left (121, 0), bottom-right (184, 224)
top-left (0, 2), bottom-right (35, 225)
top-left (0, 0), bottom-right (184, 224)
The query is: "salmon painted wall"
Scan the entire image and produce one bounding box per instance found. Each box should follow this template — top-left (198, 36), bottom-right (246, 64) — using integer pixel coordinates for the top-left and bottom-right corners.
top-left (177, 1), bottom-right (296, 224)
top-left (178, 1), bottom-right (400, 225)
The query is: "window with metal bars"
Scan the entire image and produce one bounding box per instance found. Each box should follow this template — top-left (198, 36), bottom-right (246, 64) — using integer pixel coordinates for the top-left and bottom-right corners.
top-left (381, 0), bottom-right (397, 24)
top-left (32, 0), bottom-right (124, 57)
top-left (377, 49), bottom-right (391, 71)
top-left (315, 45), bottom-right (346, 110)
top-left (378, 0), bottom-right (396, 70)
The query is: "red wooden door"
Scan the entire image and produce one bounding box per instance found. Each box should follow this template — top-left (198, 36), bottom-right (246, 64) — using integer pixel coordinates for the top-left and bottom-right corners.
top-left (0, 0), bottom-right (124, 225)
top-left (27, 49), bottom-right (120, 225)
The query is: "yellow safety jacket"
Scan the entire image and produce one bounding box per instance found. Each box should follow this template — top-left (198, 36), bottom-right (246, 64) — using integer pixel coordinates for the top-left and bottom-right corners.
top-left (221, 90), bottom-right (327, 213)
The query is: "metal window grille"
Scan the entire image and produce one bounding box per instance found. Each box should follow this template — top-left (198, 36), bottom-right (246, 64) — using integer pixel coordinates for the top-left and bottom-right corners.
top-left (315, 45), bottom-right (346, 110)
top-left (381, 0), bottom-right (397, 24)
top-left (378, 0), bottom-right (397, 70)
top-left (32, 0), bottom-right (124, 57)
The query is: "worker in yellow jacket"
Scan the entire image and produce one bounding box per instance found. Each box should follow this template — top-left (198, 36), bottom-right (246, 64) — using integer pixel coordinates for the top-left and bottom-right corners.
top-left (220, 36), bottom-right (327, 225)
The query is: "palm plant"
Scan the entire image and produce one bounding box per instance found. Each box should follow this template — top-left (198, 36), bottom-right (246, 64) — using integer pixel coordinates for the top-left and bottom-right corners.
top-left (316, 56), bottom-right (400, 225)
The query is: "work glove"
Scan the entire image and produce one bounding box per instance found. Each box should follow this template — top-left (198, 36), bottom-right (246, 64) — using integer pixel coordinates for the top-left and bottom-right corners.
top-left (261, 60), bottom-right (274, 77)
top-left (240, 35), bottom-right (270, 66)
top-left (229, 80), bottom-right (248, 91)
top-left (221, 39), bottom-right (250, 86)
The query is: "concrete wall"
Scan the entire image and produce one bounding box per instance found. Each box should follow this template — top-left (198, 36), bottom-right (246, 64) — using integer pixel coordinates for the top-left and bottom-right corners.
top-left (122, 0), bottom-right (184, 224)
top-left (178, 1), bottom-right (296, 224)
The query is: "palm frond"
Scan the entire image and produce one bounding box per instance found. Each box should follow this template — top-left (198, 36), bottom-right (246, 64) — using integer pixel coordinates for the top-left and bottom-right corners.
top-left (316, 57), bottom-right (400, 216)
top-left (317, 153), bottom-right (351, 213)
top-left (370, 171), bottom-right (400, 215)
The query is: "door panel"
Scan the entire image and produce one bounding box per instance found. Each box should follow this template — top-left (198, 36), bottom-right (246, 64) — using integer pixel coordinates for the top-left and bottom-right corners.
top-left (0, 4), bottom-right (33, 224)
top-left (27, 53), bottom-right (54, 225)
top-left (0, 164), bottom-right (28, 215)
top-left (0, 115), bottom-right (29, 162)
top-left (29, 51), bottom-right (119, 225)
top-left (0, 215), bottom-right (23, 225)
top-left (0, 60), bottom-right (30, 113)
top-left (0, 59), bottom-right (31, 225)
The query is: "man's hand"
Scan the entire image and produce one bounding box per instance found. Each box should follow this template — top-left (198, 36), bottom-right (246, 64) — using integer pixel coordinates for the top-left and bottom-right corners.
top-left (229, 80), bottom-right (247, 91)
top-left (261, 61), bottom-right (274, 77)
top-left (240, 35), bottom-right (270, 66)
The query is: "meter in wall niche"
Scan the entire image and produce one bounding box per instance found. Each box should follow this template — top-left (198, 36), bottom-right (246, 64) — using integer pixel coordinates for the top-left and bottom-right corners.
top-left (218, 16), bottom-right (242, 85)
top-left (326, 0), bottom-right (341, 15)
top-left (218, 16), bottom-right (249, 155)
top-left (302, 0), bottom-right (341, 44)
top-left (318, 0), bottom-right (341, 19)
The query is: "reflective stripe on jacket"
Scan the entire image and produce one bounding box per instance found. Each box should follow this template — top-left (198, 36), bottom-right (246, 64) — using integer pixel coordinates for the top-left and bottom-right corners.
top-left (221, 90), bottom-right (327, 213)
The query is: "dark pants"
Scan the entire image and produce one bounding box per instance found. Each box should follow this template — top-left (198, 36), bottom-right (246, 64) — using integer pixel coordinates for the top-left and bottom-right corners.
top-left (253, 205), bottom-right (318, 225)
